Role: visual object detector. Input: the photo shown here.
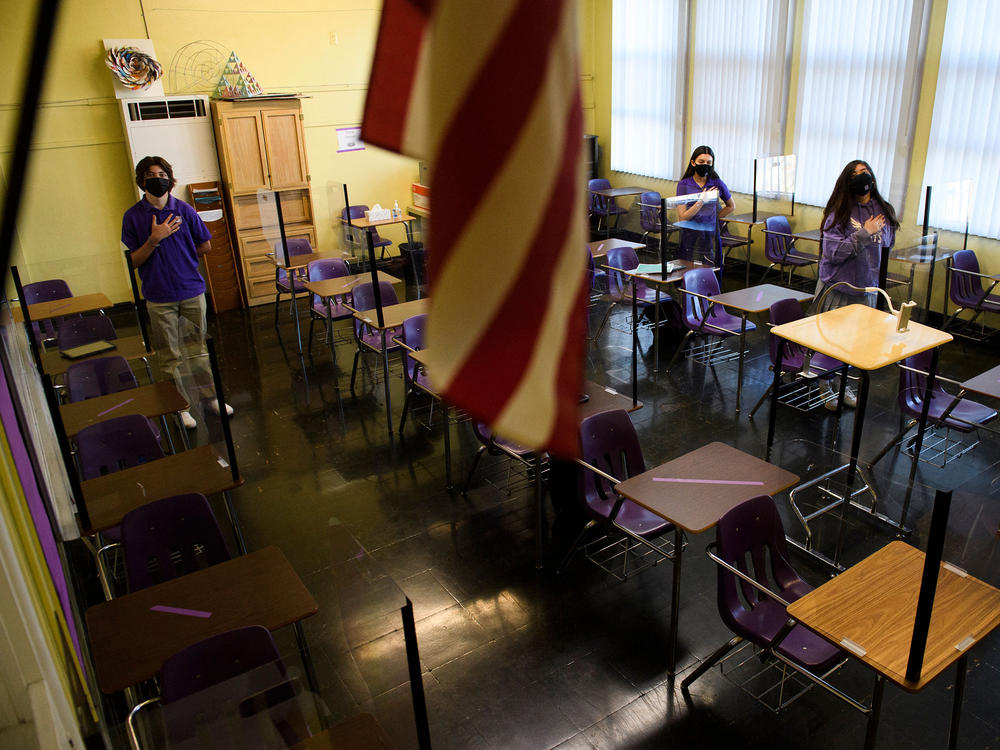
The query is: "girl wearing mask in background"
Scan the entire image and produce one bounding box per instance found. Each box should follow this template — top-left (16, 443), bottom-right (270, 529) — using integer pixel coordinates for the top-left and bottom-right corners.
top-left (815, 159), bottom-right (899, 409)
top-left (675, 145), bottom-right (735, 271)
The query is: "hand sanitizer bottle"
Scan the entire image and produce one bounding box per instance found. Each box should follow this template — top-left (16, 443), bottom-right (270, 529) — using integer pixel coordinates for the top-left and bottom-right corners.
top-left (392, 200), bottom-right (401, 219)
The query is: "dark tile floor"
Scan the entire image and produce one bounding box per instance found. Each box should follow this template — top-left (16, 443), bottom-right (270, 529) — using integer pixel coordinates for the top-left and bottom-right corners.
top-left (91, 264), bottom-right (1000, 749)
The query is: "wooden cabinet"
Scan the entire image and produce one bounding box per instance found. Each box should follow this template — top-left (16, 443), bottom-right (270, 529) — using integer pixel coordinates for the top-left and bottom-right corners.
top-left (212, 98), bottom-right (315, 306)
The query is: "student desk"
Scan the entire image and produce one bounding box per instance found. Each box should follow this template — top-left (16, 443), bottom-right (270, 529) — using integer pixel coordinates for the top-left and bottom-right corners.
top-left (351, 298), bottom-right (428, 436)
top-left (787, 541), bottom-right (1000, 750)
top-left (614, 442), bottom-right (798, 675)
top-left (13, 292), bottom-right (112, 323)
top-left (58, 380), bottom-right (187, 438)
top-left (78, 445), bottom-right (243, 536)
top-left (705, 284), bottom-right (813, 413)
top-left (586, 238), bottom-right (646, 265)
top-left (590, 186), bottom-right (644, 237)
top-left (604, 259), bottom-right (713, 401)
top-left (39, 335), bottom-right (152, 378)
top-left (302, 271), bottom-right (401, 366)
top-left (265, 251), bottom-right (342, 357)
top-left (766, 304), bottom-right (952, 569)
top-left (342, 213), bottom-right (420, 256)
top-left (85, 545), bottom-right (318, 695)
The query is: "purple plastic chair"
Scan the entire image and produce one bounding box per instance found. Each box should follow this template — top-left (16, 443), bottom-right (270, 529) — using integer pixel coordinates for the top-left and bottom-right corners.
top-left (342, 205), bottom-right (392, 258)
top-left (349, 281), bottom-right (402, 397)
top-left (273, 237), bottom-right (314, 327)
top-left (759, 216), bottom-right (817, 286)
top-left (127, 626), bottom-right (309, 749)
top-left (76, 413), bottom-right (164, 480)
top-left (588, 178), bottom-right (628, 237)
top-left (943, 250), bottom-right (1000, 338)
top-left (398, 313), bottom-right (433, 433)
top-left (748, 298), bottom-right (846, 418)
top-left (681, 494), bottom-right (845, 706)
top-left (121, 492), bottom-right (230, 592)
top-left (558, 409), bottom-right (675, 580)
top-left (462, 419), bottom-right (542, 496)
top-left (870, 348), bottom-right (996, 467)
top-left (65, 356), bottom-right (138, 402)
top-left (56, 314), bottom-right (117, 351)
top-left (594, 246), bottom-right (662, 339)
top-left (23, 279), bottom-right (72, 345)
top-left (75, 414), bottom-right (164, 597)
top-left (666, 268), bottom-right (755, 370)
top-left (638, 190), bottom-right (665, 246)
top-left (305, 258), bottom-right (353, 355)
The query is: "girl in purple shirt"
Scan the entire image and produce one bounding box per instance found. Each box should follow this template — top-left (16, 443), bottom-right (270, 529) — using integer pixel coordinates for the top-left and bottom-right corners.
top-left (675, 145), bottom-right (735, 272)
top-left (817, 159), bottom-right (898, 312)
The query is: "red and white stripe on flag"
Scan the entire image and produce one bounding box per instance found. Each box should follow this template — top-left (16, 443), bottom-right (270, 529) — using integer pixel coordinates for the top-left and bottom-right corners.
top-left (362, 0), bottom-right (588, 457)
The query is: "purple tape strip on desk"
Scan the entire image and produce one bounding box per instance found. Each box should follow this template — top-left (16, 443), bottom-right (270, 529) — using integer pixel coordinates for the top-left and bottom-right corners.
top-left (150, 605), bottom-right (213, 618)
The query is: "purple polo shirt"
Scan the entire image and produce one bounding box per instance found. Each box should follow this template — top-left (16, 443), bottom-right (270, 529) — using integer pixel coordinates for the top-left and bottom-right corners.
top-left (121, 194), bottom-right (209, 303)
top-left (676, 175), bottom-right (731, 224)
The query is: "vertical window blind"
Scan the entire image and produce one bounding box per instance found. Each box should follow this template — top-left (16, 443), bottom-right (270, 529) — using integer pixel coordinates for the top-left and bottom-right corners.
top-left (921, 0), bottom-right (1000, 239)
top-left (689, 0), bottom-right (793, 195)
top-left (792, 0), bottom-right (927, 209)
top-left (610, 0), bottom-right (688, 179)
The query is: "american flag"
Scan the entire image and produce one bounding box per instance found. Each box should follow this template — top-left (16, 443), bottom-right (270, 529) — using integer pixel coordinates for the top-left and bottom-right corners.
top-left (363, 0), bottom-right (588, 457)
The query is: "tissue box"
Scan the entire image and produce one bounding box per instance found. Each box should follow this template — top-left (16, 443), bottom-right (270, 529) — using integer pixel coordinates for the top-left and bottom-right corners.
top-left (365, 206), bottom-right (392, 221)
top-left (412, 183), bottom-right (430, 210)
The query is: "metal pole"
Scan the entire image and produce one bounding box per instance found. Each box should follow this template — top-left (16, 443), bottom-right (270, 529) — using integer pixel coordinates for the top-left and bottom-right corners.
top-left (41, 373), bottom-right (89, 531)
top-left (124, 252), bottom-right (152, 352)
top-left (659, 198), bottom-right (668, 278)
top-left (922, 186), bottom-right (936, 319)
top-left (905, 488), bottom-right (953, 683)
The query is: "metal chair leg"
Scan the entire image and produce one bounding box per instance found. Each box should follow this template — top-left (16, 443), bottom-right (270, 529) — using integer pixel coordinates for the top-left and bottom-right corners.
top-left (681, 635), bottom-right (744, 692)
top-left (349, 348), bottom-right (362, 397)
top-left (665, 331), bottom-right (694, 371)
top-left (462, 445), bottom-right (488, 494)
top-left (748, 382), bottom-right (774, 419)
top-left (399, 386), bottom-right (413, 434)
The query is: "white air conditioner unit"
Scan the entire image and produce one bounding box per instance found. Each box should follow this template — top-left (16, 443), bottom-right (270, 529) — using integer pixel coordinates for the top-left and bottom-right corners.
top-left (119, 95), bottom-right (220, 203)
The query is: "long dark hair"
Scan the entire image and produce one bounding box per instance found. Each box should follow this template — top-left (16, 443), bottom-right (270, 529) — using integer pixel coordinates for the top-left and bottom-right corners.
top-left (822, 160), bottom-right (899, 232)
top-left (681, 145), bottom-right (720, 180)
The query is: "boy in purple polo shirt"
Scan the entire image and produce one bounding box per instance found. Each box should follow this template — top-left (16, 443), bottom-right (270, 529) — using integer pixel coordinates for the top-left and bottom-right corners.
top-left (121, 155), bottom-right (233, 428)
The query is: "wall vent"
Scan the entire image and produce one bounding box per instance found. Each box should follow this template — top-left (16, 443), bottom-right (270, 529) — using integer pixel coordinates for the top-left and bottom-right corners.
top-left (126, 97), bottom-right (207, 122)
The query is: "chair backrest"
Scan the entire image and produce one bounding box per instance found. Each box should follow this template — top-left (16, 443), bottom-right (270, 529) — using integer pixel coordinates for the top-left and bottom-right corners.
top-left (681, 268), bottom-right (721, 329)
top-left (56, 314), bottom-right (117, 350)
top-left (23, 279), bottom-right (72, 305)
top-left (307, 258), bottom-right (349, 283)
top-left (588, 178), bottom-right (612, 213)
top-left (351, 281), bottom-right (399, 313)
top-left (578, 409), bottom-right (644, 515)
top-left (351, 281), bottom-right (400, 336)
top-left (402, 313), bottom-right (427, 383)
top-left (122, 492), bottom-right (230, 592)
top-left (767, 298), bottom-right (808, 368)
top-left (159, 626), bottom-right (281, 703)
top-left (157, 626), bottom-right (307, 746)
top-left (606, 246), bottom-right (640, 297)
top-left (714, 495), bottom-right (809, 644)
top-left (950, 250), bottom-right (984, 307)
top-left (285, 237), bottom-right (312, 257)
top-left (306, 258), bottom-right (350, 306)
top-left (76, 414), bottom-right (164, 480)
top-left (402, 313), bottom-right (427, 351)
top-left (639, 191), bottom-right (662, 232)
top-left (342, 204), bottom-right (388, 243)
top-left (763, 215), bottom-right (793, 263)
top-left (65, 356), bottom-right (138, 403)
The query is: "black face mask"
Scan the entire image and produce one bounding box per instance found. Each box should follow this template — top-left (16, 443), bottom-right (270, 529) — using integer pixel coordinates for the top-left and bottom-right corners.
top-left (144, 177), bottom-right (170, 198)
top-left (694, 163), bottom-right (713, 177)
top-left (849, 172), bottom-right (873, 196)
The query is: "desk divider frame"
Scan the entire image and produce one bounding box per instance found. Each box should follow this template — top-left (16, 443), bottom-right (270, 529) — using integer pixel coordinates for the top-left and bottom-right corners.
top-left (10, 265), bottom-right (44, 374)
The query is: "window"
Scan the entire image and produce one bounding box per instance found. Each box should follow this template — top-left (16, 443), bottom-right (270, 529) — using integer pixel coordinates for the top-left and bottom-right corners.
top-left (793, 0), bottom-right (928, 209)
top-left (689, 0), bottom-right (793, 194)
top-left (921, 0), bottom-right (1000, 239)
top-left (610, 0), bottom-right (688, 179)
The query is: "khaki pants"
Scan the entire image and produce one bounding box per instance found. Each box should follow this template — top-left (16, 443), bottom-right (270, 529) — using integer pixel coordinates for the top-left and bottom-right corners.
top-left (147, 294), bottom-right (212, 411)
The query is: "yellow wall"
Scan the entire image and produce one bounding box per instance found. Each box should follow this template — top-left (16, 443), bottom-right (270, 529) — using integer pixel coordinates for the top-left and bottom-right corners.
top-left (580, 0), bottom-right (1000, 317)
top-left (3, 0), bottom-right (418, 304)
